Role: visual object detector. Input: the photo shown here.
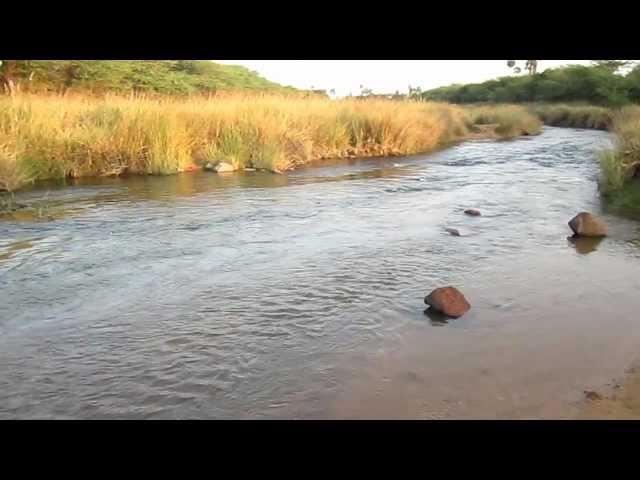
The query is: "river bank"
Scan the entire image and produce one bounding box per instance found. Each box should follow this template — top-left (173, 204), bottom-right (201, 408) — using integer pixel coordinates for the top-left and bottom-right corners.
top-left (0, 94), bottom-right (544, 195)
top-left (576, 361), bottom-right (640, 419)
top-left (468, 103), bottom-right (640, 217)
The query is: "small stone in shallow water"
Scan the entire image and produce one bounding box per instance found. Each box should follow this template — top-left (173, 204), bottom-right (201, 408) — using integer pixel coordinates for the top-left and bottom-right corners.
top-left (215, 162), bottom-right (236, 173)
top-left (464, 208), bottom-right (481, 216)
top-left (424, 286), bottom-right (470, 318)
top-left (568, 212), bottom-right (607, 237)
top-left (584, 390), bottom-right (603, 401)
top-left (445, 228), bottom-right (461, 236)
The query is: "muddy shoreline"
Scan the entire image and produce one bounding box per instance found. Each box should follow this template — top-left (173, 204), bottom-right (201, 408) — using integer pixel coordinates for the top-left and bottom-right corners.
top-left (576, 361), bottom-right (640, 419)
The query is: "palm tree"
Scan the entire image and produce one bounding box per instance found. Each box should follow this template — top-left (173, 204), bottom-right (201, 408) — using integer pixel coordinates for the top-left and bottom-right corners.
top-left (507, 60), bottom-right (537, 75)
top-left (525, 60), bottom-right (538, 75)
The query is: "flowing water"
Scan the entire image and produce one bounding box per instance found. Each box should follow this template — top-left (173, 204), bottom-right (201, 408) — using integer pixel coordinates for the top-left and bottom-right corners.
top-left (2, 127), bottom-right (640, 419)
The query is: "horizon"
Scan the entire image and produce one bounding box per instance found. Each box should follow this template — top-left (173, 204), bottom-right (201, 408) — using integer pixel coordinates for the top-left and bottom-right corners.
top-left (215, 60), bottom-right (593, 96)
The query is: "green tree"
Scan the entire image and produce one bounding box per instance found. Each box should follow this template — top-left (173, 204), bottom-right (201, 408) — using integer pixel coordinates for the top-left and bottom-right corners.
top-left (592, 60), bottom-right (635, 74)
top-left (408, 85), bottom-right (422, 99)
top-left (626, 64), bottom-right (640, 101)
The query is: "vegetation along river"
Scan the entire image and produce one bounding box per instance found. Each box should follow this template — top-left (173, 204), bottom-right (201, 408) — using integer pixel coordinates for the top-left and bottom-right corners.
top-left (1, 126), bottom-right (640, 419)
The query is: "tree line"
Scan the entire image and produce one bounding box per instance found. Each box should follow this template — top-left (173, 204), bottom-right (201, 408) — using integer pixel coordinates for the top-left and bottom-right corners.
top-left (421, 61), bottom-right (640, 106)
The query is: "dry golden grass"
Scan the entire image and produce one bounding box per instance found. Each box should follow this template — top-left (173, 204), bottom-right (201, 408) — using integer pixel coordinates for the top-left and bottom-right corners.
top-left (2, 93), bottom-right (548, 192)
top-left (0, 142), bottom-right (31, 192)
top-left (531, 104), bottom-right (613, 130)
top-left (599, 106), bottom-right (640, 195)
top-left (464, 104), bottom-right (542, 138)
top-left (0, 93), bottom-right (479, 191)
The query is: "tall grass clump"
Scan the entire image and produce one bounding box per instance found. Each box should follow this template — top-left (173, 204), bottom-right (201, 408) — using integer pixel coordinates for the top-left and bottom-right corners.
top-left (0, 93), bottom-right (479, 190)
top-left (464, 104), bottom-right (542, 139)
top-left (598, 106), bottom-right (640, 211)
top-left (531, 104), bottom-right (613, 130)
top-left (0, 143), bottom-right (33, 192)
top-left (599, 150), bottom-right (628, 193)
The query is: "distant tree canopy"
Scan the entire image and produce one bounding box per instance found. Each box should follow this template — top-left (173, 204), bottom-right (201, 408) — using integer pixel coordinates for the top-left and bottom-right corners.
top-left (422, 63), bottom-right (640, 106)
top-left (0, 60), bottom-right (300, 95)
top-left (591, 60), bottom-right (635, 74)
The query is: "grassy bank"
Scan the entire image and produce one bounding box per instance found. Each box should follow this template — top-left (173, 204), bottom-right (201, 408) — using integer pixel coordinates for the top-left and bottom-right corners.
top-left (1, 94), bottom-right (545, 193)
top-left (530, 104), bottom-right (613, 130)
top-left (520, 103), bottom-right (640, 214)
top-left (598, 106), bottom-right (640, 213)
top-left (465, 104), bottom-right (542, 138)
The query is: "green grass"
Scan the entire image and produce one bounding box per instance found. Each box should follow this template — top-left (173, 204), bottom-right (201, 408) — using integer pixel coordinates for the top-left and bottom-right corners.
top-left (598, 106), bottom-right (640, 213)
top-left (602, 181), bottom-right (640, 216)
top-left (599, 150), bottom-right (628, 193)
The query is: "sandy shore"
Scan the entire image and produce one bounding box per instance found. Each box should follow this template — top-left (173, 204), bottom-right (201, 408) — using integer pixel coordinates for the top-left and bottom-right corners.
top-left (575, 363), bottom-right (640, 419)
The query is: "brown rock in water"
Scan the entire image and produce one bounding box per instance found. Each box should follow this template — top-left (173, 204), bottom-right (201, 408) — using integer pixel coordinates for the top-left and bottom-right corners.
top-left (445, 228), bottom-right (461, 236)
top-left (215, 162), bottom-right (236, 173)
top-left (464, 208), bottom-right (481, 216)
top-left (584, 390), bottom-right (603, 401)
top-left (424, 286), bottom-right (471, 318)
top-left (568, 212), bottom-right (608, 237)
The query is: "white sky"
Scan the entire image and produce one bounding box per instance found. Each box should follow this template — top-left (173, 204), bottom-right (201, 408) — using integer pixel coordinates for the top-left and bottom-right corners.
top-left (216, 60), bottom-right (593, 97)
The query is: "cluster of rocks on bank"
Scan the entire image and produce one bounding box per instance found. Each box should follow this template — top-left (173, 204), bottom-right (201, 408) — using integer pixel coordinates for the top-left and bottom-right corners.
top-left (204, 162), bottom-right (236, 173)
top-left (203, 161), bottom-right (278, 174)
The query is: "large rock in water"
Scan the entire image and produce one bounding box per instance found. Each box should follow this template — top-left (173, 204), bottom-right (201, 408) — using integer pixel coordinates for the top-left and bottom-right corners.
top-left (568, 212), bottom-right (608, 237)
top-left (215, 162), bottom-right (236, 173)
top-left (424, 286), bottom-right (471, 318)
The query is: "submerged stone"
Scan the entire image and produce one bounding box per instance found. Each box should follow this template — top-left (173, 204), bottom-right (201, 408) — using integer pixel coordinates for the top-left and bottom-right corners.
top-left (464, 208), bottom-right (481, 216)
top-left (584, 390), bottom-right (603, 401)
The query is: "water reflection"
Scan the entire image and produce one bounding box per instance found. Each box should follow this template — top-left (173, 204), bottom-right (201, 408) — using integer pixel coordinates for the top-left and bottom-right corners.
top-left (0, 239), bottom-right (35, 261)
top-left (567, 235), bottom-right (604, 255)
top-left (423, 307), bottom-right (450, 326)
